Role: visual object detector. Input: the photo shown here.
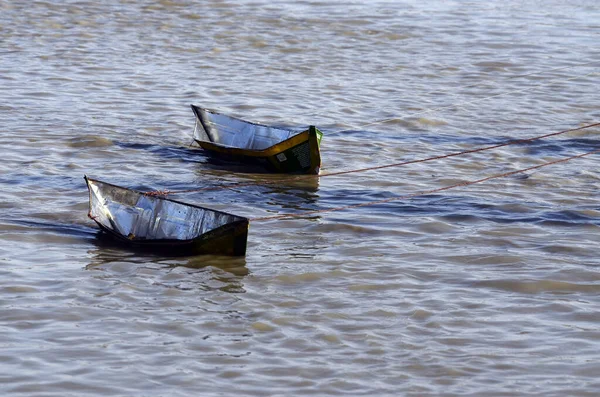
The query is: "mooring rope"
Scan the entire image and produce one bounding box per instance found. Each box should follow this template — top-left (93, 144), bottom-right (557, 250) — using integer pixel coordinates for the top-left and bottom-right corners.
top-left (145, 121), bottom-right (600, 197)
top-left (250, 148), bottom-right (600, 222)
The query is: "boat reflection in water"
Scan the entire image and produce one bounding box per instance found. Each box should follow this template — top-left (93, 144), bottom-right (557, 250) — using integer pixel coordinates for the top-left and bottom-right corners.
top-left (85, 176), bottom-right (249, 256)
top-left (85, 244), bottom-right (249, 293)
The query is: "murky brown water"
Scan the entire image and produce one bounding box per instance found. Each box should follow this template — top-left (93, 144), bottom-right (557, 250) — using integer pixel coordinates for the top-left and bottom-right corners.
top-left (1, 0), bottom-right (600, 395)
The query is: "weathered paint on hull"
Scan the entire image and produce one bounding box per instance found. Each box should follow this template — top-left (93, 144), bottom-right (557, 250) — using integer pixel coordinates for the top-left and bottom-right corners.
top-left (196, 126), bottom-right (322, 174)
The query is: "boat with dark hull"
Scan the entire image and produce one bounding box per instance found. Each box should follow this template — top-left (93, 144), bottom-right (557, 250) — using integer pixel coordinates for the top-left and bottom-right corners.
top-left (191, 105), bottom-right (323, 174)
top-left (85, 176), bottom-right (249, 256)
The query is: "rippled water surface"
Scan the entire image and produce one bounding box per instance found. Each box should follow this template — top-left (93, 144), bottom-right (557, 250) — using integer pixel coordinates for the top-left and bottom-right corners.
top-left (1, 0), bottom-right (600, 395)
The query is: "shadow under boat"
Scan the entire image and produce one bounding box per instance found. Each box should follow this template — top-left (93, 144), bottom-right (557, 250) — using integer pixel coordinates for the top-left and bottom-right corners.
top-left (191, 104), bottom-right (323, 175)
top-left (84, 176), bottom-right (249, 256)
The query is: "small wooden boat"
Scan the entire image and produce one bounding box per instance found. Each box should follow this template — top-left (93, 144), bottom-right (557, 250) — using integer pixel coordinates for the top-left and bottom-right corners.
top-left (85, 176), bottom-right (249, 256)
top-left (191, 105), bottom-right (323, 174)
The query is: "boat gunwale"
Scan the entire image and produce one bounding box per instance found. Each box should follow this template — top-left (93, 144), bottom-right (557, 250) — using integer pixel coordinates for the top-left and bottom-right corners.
top-left (195, 129), bottom-right (315, 157)
top-left (190, 104), bottom-right (320, 153)
top-left (85, 175), bottom-right (249, 224)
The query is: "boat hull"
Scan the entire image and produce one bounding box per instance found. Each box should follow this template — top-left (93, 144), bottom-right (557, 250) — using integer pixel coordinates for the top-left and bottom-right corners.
top-left (85, 176), bottom-right (249, 256)
top-left (197, 126), bottom-right (322, 174)
top-left (191, 105), bottom-right (322, 174)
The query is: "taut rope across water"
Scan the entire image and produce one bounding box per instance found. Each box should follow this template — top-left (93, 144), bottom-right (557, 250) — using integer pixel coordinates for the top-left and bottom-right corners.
top-left (147, 122), bottom-right (600, 197)
top-left (250, 148), bottom-right (600, 222)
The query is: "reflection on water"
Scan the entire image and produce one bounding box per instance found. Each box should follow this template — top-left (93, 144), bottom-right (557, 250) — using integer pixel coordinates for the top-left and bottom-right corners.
top-left (2, 219), bottom-right (97, 240)
top-left (88, 232), bottom-right (249, 273)
top-left (186, 169), bottom-right (322, 217)
top-left (113, 141), bottom-right (205, 164)
top-left (86, 234), bottom-right (249, 293)
top-left (262, 177), bottom-right (320, 210)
